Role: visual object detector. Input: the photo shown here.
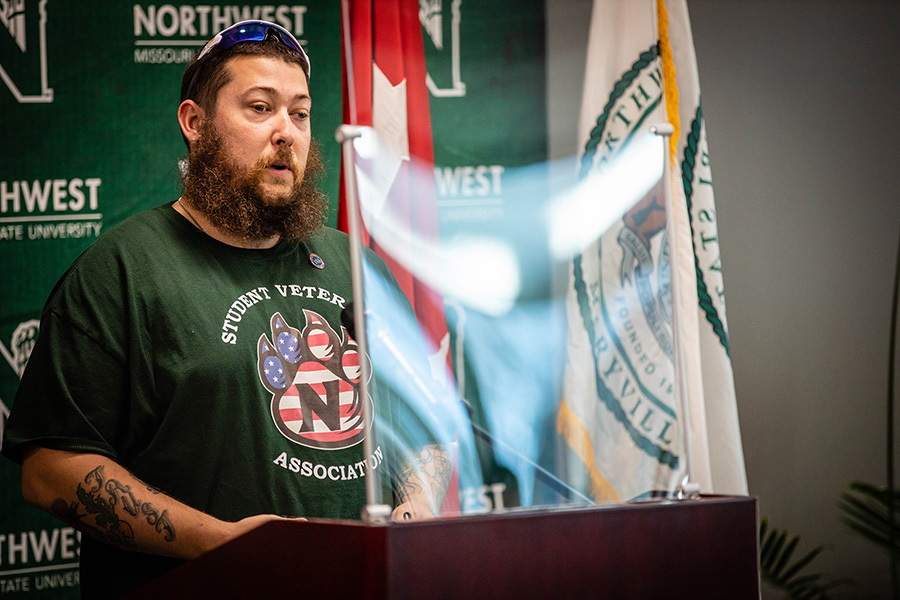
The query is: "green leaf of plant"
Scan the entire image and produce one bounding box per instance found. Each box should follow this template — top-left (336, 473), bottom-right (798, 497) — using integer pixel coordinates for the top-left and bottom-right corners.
top-left (840, 493), bottom-right (888, 525)
top-left (764, 530), bottom-right (788, 571)
top-left (780, 545), bottom-right (824, 583)
top-left (759, 519), bottom-right (835, 600)
top-left (839, 482), bottom-right (900, 556)
top-left (772, 536), bottom-right (799, 578)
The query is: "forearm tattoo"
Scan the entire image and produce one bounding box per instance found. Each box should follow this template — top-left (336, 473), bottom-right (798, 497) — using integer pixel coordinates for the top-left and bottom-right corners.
top-left (50, 465), bottom-right (176, 550)
top-left (396, 445), bottom-right (453, 509)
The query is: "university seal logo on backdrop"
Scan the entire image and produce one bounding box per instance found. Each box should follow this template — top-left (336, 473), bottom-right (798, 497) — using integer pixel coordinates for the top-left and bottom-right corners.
top-left (576, 44), bottom-right (679, 469)
top-left (257, 310), bottom-right (372, 450)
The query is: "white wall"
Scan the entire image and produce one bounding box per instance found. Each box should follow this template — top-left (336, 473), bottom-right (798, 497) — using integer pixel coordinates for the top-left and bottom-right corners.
top-left (547, 1), bottom-right (900, 596)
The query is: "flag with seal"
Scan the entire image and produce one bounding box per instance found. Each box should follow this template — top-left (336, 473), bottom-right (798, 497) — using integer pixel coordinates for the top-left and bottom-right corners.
top-left (557, 0), bottom-right (747, 502)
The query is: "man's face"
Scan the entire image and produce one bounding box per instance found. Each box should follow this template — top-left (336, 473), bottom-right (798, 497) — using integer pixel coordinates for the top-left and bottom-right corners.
top-left (182, 54), bottom-right (327, 243)
top-left (208, 54), bottom-right (311, 204)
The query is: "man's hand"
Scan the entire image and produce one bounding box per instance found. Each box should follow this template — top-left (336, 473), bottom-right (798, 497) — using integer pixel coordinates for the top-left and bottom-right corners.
top-left (391, 499), bottom-right (434, 521)
top-left (224, 514), bottom-right (306, 544)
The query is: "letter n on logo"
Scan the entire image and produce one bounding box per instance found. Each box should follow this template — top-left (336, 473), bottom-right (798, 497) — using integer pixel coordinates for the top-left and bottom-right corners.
top-left (274, 363), bottom-right (367, 450)
top-left (295, 376), bottom-right (342, 433)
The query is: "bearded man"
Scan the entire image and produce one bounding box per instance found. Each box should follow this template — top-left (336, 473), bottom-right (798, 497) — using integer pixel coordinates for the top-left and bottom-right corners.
top-left (3, 21), bottom-right (449, 599)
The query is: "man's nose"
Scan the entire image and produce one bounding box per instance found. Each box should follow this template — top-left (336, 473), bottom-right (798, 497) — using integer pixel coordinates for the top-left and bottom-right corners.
top-left (272, 109), bottom-right (295, 147)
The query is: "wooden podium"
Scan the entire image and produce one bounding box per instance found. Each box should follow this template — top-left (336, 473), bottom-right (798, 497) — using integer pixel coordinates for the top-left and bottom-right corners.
top-left (126, 495), bottom-right (759, 599)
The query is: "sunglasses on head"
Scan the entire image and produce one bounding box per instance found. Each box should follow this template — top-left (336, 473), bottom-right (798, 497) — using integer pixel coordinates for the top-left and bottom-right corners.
top-left (197, 20), bottom-right (310, 78)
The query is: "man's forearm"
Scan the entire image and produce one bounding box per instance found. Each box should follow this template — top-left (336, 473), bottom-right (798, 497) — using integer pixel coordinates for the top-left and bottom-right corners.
top-left (21, 447), bottom-right (272, 560)
top-left (394, 444), bottom-right (453, 519)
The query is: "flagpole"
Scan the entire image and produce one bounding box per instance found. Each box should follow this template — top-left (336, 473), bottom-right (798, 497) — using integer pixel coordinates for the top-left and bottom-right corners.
top-left (654, 120), bottom-right (698, 500)
top-left (340, 0), bottom-right (358, 126)
top-left (339, 0), bottom-right (390, 523)
top-left (337, 124), bottom-right (393, 524)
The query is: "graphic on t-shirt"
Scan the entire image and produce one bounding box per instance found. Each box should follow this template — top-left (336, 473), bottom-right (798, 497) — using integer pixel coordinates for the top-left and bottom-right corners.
top-left (257, 310), bottom-right (371, 450)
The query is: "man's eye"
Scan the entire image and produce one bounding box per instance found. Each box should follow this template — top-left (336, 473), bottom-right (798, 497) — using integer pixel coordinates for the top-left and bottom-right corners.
top-left (251, 105), bottom-right (268, 112)
top-left (295, 110), bottom-right (309, 120)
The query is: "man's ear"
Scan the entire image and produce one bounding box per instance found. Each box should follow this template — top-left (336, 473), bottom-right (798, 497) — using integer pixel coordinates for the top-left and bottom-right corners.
top-left (178, 100), bottom-right (205, 144)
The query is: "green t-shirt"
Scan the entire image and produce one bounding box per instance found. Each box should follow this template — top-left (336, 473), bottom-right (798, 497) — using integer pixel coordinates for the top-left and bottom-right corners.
top-left (3, 203), bottom-right (413, 596)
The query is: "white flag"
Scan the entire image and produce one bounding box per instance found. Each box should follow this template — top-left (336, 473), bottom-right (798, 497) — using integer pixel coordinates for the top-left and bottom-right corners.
top-left (557, 0), bottom-right (747, 501)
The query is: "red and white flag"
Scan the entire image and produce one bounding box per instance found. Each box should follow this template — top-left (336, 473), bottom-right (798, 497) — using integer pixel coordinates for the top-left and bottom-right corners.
top-left (339, 0), bottom-right (449, 358)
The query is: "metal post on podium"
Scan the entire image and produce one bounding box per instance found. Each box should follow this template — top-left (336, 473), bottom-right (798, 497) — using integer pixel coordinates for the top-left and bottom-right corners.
top-left (652, 119), bottom-right (701, 501)
top-left (336, 124), bottom-right (393, 524)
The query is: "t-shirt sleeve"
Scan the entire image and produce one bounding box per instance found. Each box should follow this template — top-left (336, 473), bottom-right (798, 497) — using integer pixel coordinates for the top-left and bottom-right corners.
top-left (2, 307), bottom-right (127, 463)
top-left (2, 240), bottom-right (133, 465)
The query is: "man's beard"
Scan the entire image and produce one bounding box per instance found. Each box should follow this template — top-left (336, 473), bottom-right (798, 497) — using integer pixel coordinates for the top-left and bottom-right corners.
top-left (181, 122), bottom-right (328, 244)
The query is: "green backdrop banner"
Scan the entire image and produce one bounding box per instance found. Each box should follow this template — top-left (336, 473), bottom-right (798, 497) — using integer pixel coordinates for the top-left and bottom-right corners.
top-left (0, 1), bottom-right (545, 595)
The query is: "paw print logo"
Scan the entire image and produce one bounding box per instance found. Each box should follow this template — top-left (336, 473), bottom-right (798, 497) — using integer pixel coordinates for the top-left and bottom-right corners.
top-left (257, 310), bottom-right (371, 449)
